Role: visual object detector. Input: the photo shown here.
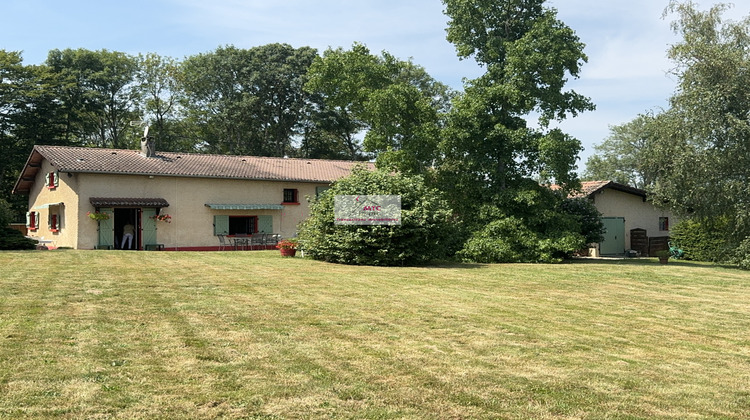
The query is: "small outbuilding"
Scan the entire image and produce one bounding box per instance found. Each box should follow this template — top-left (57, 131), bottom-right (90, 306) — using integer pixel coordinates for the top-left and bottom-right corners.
top-left (572, 181), bottom-right (675, 257)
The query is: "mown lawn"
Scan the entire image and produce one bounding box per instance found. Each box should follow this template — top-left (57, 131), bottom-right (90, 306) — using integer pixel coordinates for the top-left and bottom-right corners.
top-left (0, 250), bottom-right (748, 419)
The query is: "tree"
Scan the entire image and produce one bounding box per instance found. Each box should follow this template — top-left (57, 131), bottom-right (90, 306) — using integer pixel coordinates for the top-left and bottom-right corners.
top-left (645, 1), bottom-right (750, 238)
top-left (135, 53), bottom-right (193, 152)
top-left (0, 51), bottom-right (30, 206)
top-left (179, 44), bottom-right (318, 157)
top-left (583, 112), bottom-right (659, 189)
top-left (0, 51), bottom-right (64, 220)
top-left (46, 49), bottom-right (140, 149)
top-left (437, 0), bottom-right (594, 225)
top-left (305, 44), bottom-right (451, 173)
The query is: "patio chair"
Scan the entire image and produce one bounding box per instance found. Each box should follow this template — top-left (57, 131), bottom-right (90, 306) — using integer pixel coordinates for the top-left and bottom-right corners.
top-left (217, 235), bottom-right (229, 251)
top-left (250, 233), bottom-right (266, 250)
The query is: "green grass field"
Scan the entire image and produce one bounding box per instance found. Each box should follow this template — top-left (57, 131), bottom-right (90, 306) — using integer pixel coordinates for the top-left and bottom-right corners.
top-left (0, 250), bottom-right (748, 419)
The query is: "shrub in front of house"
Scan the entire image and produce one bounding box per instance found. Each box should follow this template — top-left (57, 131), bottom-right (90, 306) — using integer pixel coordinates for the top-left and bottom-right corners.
top-left (0, 228), bottom-right (37, 250)
top-left (457, 216), bottom-right (586, 263)
top-left (456, 186), bottom-right (601, 263)
top-left (0, 199), bottom-right (36, 250)
top-left (670, 218), bottom-right (733, 262)
top-left (298, 167), bottom-right (459, 266)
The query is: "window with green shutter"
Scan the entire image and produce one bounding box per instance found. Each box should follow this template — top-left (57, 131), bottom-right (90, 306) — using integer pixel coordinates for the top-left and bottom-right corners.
top-left (214, 215), bottom-right (229, 236)
top-left (257, 215), bottom-right (273, 233)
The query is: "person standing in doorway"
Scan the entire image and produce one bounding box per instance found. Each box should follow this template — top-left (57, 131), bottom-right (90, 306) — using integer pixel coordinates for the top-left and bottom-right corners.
top-left (122, 222), bottom-right (135, 250)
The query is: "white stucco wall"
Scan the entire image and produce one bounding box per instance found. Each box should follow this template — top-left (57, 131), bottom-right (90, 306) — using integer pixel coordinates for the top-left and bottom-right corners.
top-left (27, 166), bottom-right (328, 250)
top-left (590, 188), bottom-right (676, 250)
top-left (25, 160), bottom-right (81, 249)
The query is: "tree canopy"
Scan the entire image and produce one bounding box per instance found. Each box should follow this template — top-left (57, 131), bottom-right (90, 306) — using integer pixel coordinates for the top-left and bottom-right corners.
top-left (438, 0), bottom-right (593, 223)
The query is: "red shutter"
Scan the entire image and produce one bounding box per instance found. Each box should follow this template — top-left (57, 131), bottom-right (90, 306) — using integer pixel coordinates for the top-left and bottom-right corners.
top-left (29, 211), bottom-right (38, 231)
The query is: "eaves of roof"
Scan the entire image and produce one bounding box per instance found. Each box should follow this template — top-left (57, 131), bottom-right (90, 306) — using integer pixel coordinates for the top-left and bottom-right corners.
top-left (13, 145), bottom-right (373, 194)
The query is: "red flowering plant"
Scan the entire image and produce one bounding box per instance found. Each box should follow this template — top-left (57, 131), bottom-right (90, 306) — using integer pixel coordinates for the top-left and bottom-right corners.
top-left (150, 213), bottom-right (172, 223)
top-left (276, 238), bottom-right (299, 250)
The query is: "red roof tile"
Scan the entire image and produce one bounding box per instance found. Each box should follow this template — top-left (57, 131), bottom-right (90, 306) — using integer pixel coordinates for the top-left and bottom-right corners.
top-left (14, 145), bottom-right (373, 193)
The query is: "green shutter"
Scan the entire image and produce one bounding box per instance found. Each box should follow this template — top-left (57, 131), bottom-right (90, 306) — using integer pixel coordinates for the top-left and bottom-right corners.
top-left (257, 215), bottom-right (273, 233)
top-left (142, 208), bottom-right (158, 247)
top-left (53, 171), bottom-right (59, 188)
top-left (213, 215), bottom-right (229, 235)
top-left (98, 208), bottom-right (114, 247)
top-left (26, 212), bottom-right (31, 228)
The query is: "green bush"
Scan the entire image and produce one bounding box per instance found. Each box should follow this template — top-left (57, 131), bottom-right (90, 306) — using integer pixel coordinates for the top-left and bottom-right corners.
top-left (670, 218), bottom-right (733, 262)
top-left (457, 216), bottom-right (585, 263)
top-left (298, 167), bottom-right (460, 266)
top-left (732, 237), bottom-right (750, 270)
top-left (0, 227), bottom-right (37, 250)
top-left (456, 186), bottom-right (597, 264)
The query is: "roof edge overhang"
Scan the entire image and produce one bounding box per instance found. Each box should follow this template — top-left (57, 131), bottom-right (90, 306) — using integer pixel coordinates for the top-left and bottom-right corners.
top-left (12, 147), bottom-right (45, 195)
top-left (63, 170), bottom-right (335, 184)
top-left (594, 181), bottom-right (648, 200)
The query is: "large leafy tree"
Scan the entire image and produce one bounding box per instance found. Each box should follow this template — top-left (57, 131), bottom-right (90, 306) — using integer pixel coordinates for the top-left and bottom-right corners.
top-left (0, 51), bottom-right (68, 220)
top-left (0, 51), bottom-right (35, 220)
top-left (305, 43), bottom-right (451, 173)
top-left (46, 48), bottom-right (140, 149)
top-left (438, 0), bottom-right (594, 223)
top-left (583, 113), bottom-right (659, 189)
top-left (644, 1), bottom-right (750, 237)
top-left (135, 53), bottom-right (193, 152)
top-left (179, 44), bottom-right (318, 157)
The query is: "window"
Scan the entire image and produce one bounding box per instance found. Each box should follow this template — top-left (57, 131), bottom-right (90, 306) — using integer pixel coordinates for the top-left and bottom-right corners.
top-left (49, 213), bottom-right (59, 232)
top-left (214, 215), bottom-right (273, 236)
top-left (26, 211), bottom-right (40, 231)
top-left (47, 171), bottom-right (59, 189)
top-left (229, 216), bottom-right (258, 235)
top-left (659, 217), bottom-right (669, 231)
top-left (283, 188), bottom-right (299, 204)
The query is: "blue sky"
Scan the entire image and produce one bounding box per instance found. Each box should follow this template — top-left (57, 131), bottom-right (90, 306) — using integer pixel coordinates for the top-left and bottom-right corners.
top-left (3, 0), bottom-right (749, 171)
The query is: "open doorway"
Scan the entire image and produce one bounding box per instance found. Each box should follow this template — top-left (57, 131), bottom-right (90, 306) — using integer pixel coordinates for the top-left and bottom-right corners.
top-left (114, 208), bottom-right (139, 250)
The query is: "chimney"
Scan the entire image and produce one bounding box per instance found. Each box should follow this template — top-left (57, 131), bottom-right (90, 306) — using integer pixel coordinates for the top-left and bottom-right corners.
top-left (140, 125), bottom-right (155, 157)
top-left (140, 137), bottom-right (155, 157)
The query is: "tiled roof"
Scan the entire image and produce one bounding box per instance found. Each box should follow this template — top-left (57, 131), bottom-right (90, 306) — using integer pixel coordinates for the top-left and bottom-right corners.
top-left (14, 145), bottom-right (374, 193)
top-left (558, 180), bottom-right (647, 199)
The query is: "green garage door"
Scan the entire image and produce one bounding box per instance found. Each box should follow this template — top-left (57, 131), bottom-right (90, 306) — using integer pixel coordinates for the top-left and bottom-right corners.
top-left (600, 217), bottom-right (625, 256)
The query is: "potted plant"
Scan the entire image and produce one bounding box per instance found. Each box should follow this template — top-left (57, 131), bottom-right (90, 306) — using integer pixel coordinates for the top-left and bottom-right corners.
top-left (655, 250), bottom-right (670, 264)
top-left (150, 213), bottom-right (172, 223)
top-left (276, 238), bottom-right (299, 257)
top-left (87, 211), bottom-right (110, 221)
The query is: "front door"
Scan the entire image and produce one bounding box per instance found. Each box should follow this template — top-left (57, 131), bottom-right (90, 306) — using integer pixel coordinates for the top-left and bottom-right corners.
top-left (600, 217), bottom-right (625, 256)
top-left (141, 208), bottom-right (158, 248)
top-left (97, 207), bottom-right (115, 249)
